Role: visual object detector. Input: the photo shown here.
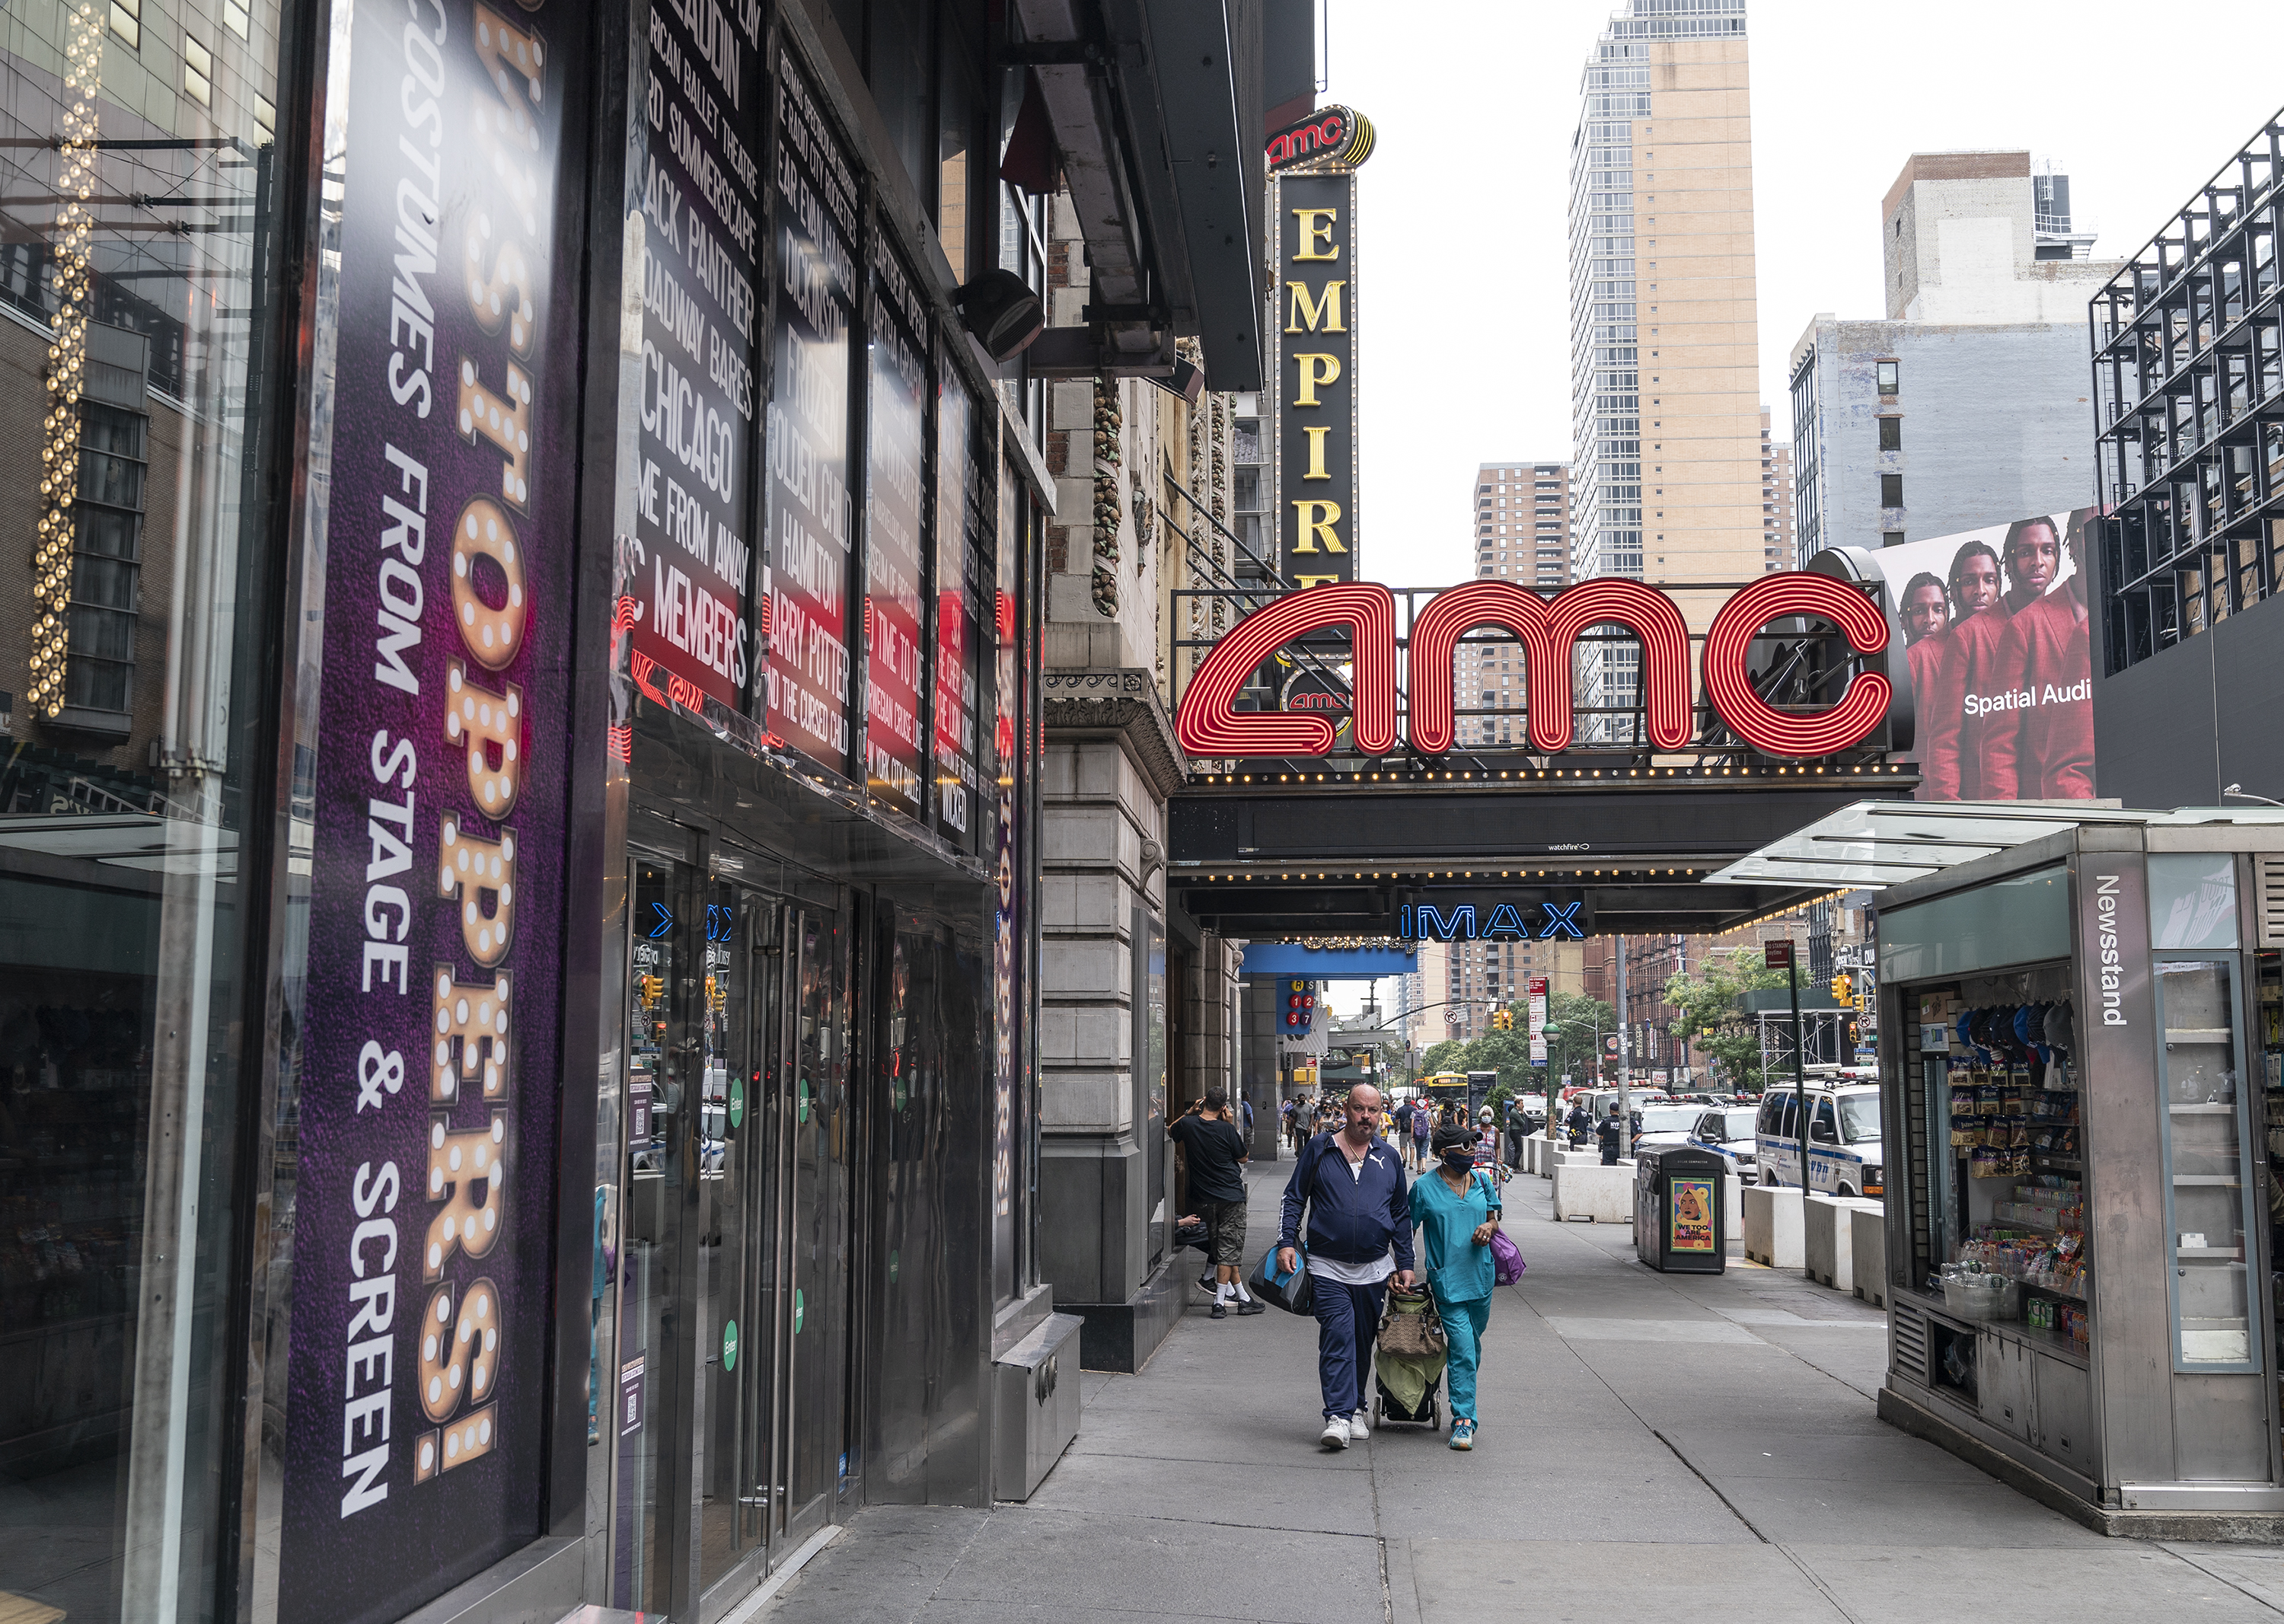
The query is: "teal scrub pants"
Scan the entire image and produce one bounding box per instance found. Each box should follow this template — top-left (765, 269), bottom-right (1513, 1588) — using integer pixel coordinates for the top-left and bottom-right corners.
top-left (1436, 1293), bottom-right (1492, 1421)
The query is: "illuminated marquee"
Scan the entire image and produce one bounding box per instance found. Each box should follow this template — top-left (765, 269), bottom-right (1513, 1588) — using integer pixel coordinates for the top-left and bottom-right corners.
top-left (1400, 902), bottom-right (1585, 942)
top-left (1265, 104), bottom-right (1376, 173)
top-left (1173, 573), bottom-right (1893, 760)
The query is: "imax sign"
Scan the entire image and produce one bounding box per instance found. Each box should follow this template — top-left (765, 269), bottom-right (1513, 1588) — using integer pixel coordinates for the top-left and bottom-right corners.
top-left (1400, 901), bottom-right (1584, 942)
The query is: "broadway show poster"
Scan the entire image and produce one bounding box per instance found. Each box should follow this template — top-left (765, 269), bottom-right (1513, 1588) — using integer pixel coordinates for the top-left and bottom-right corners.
top-left (1852, 508), bottom-right (2097, 802)
top-left (863, 241), bottom-right (927, 818)
top-left (278, 2), bottom-right (585, 1619)
top-left (1669, 1178), bottom-right (1717, 1253)
top-left (762, 52), bottom-right (858, 774)
top-left (628, 0), bottom-right (764, 709)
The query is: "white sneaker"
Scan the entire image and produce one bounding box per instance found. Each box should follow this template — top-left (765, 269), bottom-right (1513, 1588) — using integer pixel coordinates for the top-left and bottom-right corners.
top-left (1318, 1416), bottom-right (1349, 1450)
top-left (1350, 1408), bottom-right (1371, 1437)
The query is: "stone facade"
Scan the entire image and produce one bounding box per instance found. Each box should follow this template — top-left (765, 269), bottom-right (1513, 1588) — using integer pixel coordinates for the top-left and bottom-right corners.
top-left (1032, 193), bottom-right (1245, 1370)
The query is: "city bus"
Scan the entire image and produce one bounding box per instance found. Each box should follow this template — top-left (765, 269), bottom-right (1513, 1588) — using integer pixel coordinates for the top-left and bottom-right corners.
top-left (1417, 1073), bottom-right (1471, 1121)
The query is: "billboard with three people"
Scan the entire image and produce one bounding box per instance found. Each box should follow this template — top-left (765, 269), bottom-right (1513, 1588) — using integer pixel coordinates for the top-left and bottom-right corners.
top-left (1818, 506), bottom-right (2096, 803)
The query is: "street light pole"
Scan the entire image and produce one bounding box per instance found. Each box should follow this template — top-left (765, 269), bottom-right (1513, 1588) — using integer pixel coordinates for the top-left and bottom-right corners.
top-left (1615, 934), bottom-right (1632, 1157)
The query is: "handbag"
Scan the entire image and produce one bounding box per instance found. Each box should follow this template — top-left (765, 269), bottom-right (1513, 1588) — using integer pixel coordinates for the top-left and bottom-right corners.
top-left (1376, 1282), bottom-right (1446, 1358)
top-left (1472, 1169), bottom-right (1525, 1285)
top-left (1246, 1244), bottom-right (1313, 1316)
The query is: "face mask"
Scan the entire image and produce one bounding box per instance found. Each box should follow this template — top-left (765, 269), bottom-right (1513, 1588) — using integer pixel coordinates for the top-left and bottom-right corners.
top-left (1441, 1150), bottom-right (1474, 1172)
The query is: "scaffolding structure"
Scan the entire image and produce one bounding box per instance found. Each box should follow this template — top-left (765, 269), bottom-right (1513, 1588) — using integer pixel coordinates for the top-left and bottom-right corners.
top-left (1755, 1007), bottom-right (1852, 1079)
top-left (2092, 108), bottom-right (2284, 672)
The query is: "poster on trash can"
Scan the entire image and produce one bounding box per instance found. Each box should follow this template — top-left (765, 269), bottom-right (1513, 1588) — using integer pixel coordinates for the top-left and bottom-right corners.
top-left (1669, 1178), bottom-right (1717, 1253)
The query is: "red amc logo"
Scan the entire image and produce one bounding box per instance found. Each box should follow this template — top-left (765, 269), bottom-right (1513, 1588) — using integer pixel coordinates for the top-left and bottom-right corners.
top-left (1266, 104), bottom-right (1375, 172)
top-left (1174, 573), bottom-right (1892, 760)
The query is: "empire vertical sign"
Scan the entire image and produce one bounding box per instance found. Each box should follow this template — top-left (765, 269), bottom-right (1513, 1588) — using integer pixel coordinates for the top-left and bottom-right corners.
top-left (282, 0), bottom-right (591, 1619)
top-left (1274, 163), bottom-right (1364, 585)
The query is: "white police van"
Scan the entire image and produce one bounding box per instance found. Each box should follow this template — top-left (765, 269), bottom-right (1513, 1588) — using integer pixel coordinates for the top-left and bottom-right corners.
top-left (1753, 1076), bottom-right (1884, 1198)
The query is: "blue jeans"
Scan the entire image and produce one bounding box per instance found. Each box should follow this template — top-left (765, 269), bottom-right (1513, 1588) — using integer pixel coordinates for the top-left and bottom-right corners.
top-left (1311, 1277), bottom-right (1388, 1418)
top-left (1437, 1293), bottom-right (1491, 1421)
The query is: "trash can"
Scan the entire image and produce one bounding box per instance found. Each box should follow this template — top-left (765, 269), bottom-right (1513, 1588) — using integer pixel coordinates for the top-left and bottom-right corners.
top-left (1634, 1146), bottom-right (1727, 1273)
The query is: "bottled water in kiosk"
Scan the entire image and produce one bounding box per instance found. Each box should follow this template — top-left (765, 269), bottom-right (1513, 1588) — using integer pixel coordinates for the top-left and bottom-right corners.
top-left (1870, 814), bottom-right (2284, 1534)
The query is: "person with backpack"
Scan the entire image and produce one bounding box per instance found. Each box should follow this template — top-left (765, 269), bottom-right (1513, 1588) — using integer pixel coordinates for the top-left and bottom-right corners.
top-left (1409, 1123), bottom-right (1504, 1450)
top-left (1171, 1088), bottom-right (1262, 1319)
top-left (1392, 1097), bottom-right (1416, 1169)
top-left (1411, 1099), bottom-right (1432, 1171)
top-left (1278, 1084), bottom-right (1415, 1451)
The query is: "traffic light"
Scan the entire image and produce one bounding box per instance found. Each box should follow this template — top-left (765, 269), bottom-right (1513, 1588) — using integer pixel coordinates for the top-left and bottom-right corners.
top-left (1492, 1008), bottom-right (1514, 1031)
top-left (1831, 973), bottom-right (1854, 1007)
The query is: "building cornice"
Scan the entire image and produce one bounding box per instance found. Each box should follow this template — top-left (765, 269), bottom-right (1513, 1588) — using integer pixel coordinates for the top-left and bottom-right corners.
top-left (1042, 669), bottom-right (1185, 798)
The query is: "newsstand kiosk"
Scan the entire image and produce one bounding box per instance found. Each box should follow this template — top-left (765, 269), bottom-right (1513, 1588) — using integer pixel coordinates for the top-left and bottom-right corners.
top-left (1874, 817), bottom-right (2284, 1534)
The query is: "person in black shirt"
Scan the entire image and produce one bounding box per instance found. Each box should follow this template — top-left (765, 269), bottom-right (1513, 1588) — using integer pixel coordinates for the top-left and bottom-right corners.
top-left (1597, 1103), bottom-right (1625, 1166)
top-left (1170, 1087), bottom-right (1262, 1318)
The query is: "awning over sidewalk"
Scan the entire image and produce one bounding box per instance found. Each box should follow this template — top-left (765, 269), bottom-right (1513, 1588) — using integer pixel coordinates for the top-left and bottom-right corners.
top-left (1702, 799), bottom-right (2284, 891)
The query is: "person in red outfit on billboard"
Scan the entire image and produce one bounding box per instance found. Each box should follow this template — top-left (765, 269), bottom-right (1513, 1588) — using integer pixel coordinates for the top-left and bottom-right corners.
top-left (1982, 511), bottom-right (2094, 800)
top-left (1951, 519), bottom-right (2057, 799)
top-left (1900, 573), bottom-right (1949, 646)
top-left (1914, 541), bottom-right (2002, 800)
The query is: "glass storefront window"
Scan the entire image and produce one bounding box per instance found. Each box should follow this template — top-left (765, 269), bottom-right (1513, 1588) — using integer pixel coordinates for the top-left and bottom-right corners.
top-left (0, 2), bottom-right (291, 1619)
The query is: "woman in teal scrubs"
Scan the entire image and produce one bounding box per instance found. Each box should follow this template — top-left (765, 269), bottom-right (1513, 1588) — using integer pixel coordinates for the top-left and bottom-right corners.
top-left (1409, 1122), bottom-right (1504, 1449)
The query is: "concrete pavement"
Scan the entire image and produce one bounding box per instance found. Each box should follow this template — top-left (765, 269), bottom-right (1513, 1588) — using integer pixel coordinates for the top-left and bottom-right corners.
top-left (752, 1157), bottom-right (2284, 1623)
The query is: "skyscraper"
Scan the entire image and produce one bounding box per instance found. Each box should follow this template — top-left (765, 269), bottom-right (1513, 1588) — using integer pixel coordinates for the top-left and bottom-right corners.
top-left (1466, 461), bottom-right (1571, 747)
top-left (1762, 408), bottom-right (1796, 567)
top-left (1568, 0), bottom-right (1760, 740)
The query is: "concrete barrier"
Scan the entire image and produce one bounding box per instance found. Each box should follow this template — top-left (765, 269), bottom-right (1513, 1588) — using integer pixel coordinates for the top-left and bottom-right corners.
top-left (1850, 1204), bottom-right (1890, 1307)
top-left (1804, 1195), bottom-right (1878, 1292)
top-left (1552, 1161), bottom-right (1634, 1223)
top-left (1742, 1183), bottom-right (1804, 1268)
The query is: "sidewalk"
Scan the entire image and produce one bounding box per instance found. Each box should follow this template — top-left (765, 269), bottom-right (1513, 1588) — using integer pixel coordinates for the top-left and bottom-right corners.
top-left (753, 1158), bottom-right (2284, 1623)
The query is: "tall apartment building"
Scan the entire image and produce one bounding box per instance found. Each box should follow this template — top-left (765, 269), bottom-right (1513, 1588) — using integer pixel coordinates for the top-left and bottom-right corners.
top-left (1762, 408), bottom-right (1796, 566)
top-left (1408, 935), bottom-right (1586, 1048)
top-left (1568, 0), bottom-right (1762, 739)
top-left (1466, 461), bottom-right (1571, 745)
top-left (1789, 153), bottom-right (2119, 558)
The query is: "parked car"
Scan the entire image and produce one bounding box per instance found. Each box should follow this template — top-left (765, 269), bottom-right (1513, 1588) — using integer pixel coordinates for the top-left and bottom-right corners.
top-left (1630, 1105), bottom-right (1705, 1155)
top-left (1688, 1106), bottom-right (1762, 1182)
top-left (1753, 1082), bottom-right (1884, 1197)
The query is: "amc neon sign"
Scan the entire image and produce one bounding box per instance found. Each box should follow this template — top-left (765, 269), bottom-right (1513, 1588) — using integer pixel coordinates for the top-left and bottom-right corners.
top-left (1266, 104), bottom-right (1375, 172)
top-left (1172, 575), bottom-right (1892, 760)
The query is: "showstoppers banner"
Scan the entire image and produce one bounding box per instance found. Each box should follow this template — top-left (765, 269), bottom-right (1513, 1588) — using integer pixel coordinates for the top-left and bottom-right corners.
top-left (279, 2), bottom-right (585, 1619)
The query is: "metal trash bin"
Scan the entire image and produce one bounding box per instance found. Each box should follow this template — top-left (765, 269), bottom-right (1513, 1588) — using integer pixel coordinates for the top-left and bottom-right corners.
top-left (1634, 1146), bottom-right (1728, 1274)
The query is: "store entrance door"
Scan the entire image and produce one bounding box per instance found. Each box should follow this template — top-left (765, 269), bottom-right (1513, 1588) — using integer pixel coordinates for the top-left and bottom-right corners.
top-left (614, 857), bottom-right (855, 1619)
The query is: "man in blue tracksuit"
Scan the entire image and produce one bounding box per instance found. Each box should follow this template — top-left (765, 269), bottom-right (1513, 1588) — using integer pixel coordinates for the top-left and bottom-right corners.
top-left (1278, 1083), bottom-right (1415, 1451)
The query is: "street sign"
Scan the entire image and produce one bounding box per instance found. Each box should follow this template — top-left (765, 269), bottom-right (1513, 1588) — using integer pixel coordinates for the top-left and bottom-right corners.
top-left (1764, 940), bottom-right (1794, 969)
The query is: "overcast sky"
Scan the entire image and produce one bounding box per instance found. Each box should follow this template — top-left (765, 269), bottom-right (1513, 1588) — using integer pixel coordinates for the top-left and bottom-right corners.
top-left (1324, 0), bottom-right (2284, 596)
top-left (1314, 0), bottom-right (2284, 1019)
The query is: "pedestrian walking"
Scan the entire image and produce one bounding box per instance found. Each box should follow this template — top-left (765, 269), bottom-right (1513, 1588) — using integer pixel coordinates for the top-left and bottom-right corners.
top-left (1410, 1099), bottom-right (1431, 1171)
top-left (1170, 1088), bottom-right (1263, 1319)
top-left (1278, 1083), bottom-right (1415, 1450)
top-left (1392, 1096), bottom-right (1415, 1168)
top-left (1597, 1102), bottom-right (1625, 1166)
top-left (1409, 1123), bottom-right (1503, 1450)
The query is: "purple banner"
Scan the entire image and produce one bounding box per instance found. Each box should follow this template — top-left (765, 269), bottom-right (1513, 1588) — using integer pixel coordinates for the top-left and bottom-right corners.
top-left (278, 2), bottom-right (585, 1619)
